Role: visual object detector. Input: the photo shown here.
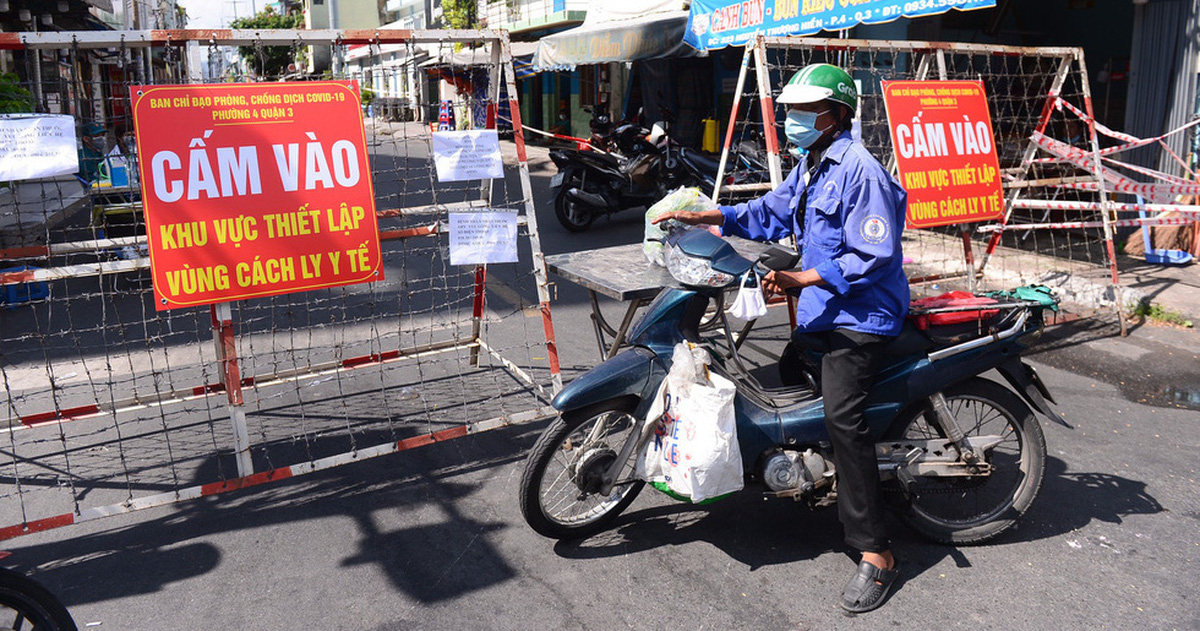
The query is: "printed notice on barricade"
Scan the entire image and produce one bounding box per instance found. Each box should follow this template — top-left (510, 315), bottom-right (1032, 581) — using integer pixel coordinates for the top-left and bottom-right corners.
top-left (130, 81), bottom-right (382, 310)
top-left (431, 130), bottom-right (504, 182)
top-left (881, 80), bottom-right (1005, 229)
top-left (449, 211), bottom-right (518, 265)
top-left (0, 114), bottom-right (79, 181)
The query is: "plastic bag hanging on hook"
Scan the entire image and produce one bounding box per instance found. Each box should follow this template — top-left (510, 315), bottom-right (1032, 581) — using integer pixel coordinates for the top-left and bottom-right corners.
top-left (727, 269), bottom-right (767, 321)
top-left (636, 342), bottom-right (742, 503)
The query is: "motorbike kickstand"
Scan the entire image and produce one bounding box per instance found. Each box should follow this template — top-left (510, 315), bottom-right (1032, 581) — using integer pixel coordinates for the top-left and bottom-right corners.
top-left (928, 392), bottom-right (979, 464)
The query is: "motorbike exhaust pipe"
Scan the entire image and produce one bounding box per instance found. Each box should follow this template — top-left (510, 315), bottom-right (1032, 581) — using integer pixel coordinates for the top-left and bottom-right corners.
top-left (566, 187), bottom-right (610, 209)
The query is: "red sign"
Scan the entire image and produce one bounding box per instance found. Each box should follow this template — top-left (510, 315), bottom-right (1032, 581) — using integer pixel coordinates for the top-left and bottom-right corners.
top-left (881, 80), bottom-right (1004, 229)
top-left (130, 81), bottom-right (382, 310)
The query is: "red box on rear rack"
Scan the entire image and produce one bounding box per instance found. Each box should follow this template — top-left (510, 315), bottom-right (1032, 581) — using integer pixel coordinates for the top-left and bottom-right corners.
top-left (909, 291), bottom-right (1002, 343)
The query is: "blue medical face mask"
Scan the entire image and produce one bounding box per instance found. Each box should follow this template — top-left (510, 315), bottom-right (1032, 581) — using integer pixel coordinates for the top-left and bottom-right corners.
top-left (784, 108), bottom-right (830, 149)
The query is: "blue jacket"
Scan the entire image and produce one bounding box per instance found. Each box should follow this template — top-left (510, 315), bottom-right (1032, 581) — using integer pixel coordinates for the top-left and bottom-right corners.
top-left (719, 131), bottom-right (910, 336)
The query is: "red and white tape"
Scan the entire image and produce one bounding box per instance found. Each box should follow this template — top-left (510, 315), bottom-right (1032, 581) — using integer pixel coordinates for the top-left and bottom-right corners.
top-left (978, 215), bottom-right (1197, 233)
top-left (1008, 199), bottom-right (1200, 214)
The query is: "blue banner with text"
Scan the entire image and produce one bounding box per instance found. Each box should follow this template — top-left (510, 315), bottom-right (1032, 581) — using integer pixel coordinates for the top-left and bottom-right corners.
top-left (684, 0), bottom-right (996, 51)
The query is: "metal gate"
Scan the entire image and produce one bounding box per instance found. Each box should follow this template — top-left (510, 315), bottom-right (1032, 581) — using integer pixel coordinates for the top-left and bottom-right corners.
top-left (0, 29), bottom-right (560, 540)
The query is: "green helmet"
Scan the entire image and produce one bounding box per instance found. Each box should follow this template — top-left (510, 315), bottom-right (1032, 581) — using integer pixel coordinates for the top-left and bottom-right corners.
top-left (777, 63), bottom-right (858, 115)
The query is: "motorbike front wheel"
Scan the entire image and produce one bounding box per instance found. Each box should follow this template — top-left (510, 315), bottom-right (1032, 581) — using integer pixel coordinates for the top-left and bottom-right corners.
top-left (885, 378), bottom-right (1046, 545)
top-left (519, 399), bottom-right (645, 539)
top-left (553, 183), bottom-right (596, 233)
top-left (0, 568), bottom-right (78, 631)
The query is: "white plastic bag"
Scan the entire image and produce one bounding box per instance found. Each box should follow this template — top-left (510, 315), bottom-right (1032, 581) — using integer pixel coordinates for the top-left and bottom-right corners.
top-left (636, 342), bottom-right (743, 502)
top-left (727, 269), bottom-right (768, 321)
top-left (643, 187), bottom-right (719, 266)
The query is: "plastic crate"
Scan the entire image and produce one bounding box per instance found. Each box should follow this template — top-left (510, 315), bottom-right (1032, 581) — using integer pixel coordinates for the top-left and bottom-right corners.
top-left (0, 266), bottom-right (49, 307)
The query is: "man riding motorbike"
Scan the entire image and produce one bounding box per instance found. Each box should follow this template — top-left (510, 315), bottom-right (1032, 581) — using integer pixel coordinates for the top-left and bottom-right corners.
top-left (653, 63), bottom-right (908, 614)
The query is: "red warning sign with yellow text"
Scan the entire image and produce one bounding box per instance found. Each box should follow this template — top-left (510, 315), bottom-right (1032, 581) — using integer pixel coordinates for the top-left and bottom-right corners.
top-left (882, 80), bottom-right (1004, 229)
top-left (130, 81), bottom-right (382, 310)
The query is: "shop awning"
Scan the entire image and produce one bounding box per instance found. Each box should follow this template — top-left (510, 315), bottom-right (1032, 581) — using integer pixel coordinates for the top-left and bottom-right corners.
top-left (684, 0), bottom-right (997, 51)
top-left (533, 10), bottom-right (703, 72)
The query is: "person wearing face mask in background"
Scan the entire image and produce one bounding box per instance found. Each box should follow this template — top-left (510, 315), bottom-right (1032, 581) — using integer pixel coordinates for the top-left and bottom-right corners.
top-left (652, 63), bottom-right (908, 614)
top-left (78, 121), bottom-right (109, 184)
top-left (549, 108), bottom-right (572, 139)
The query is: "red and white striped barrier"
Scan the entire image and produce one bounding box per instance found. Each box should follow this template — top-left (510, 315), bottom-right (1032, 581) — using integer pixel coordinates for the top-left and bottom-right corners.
top-left (0, 28), bottom-right (565, 547)
top-left (0, 404), bottom-right (555, 542)
top-left (8, 335), bottom-right (513, 428)
top-left (498, 115), bottom-right (607, 154)
top-left (977, 215), bottom-right (1198, 233)
top-left (1056, 180), bottom-right (1200, 197)
top-left (1008, 199), bottom-right (1200, 215)
top-left (1037, 97), bottom-right (1200, 178)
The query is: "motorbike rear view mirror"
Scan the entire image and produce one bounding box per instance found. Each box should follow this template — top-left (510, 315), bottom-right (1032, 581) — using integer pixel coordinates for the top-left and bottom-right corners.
top-left (648, 123), bottom-right (667, 145)
top-left (758, 246), bottom-right (800, 271)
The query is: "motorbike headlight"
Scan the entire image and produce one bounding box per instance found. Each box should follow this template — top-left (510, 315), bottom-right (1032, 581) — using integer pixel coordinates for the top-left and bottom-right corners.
top-left (665, 240), bottom-right (735, 287)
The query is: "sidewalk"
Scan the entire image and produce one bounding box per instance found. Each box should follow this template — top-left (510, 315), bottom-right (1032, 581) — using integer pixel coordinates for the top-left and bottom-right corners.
top-left (902, 229), bottom-right (1200, 322)
top-left (1107, 255), bottom-right (1199, 321)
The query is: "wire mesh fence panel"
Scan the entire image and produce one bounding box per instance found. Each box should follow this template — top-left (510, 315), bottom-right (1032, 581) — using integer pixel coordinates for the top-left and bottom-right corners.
top-left (720, 36), bottom-right (1129, 313)
top-left (0, 29), bottom-right (559, 540)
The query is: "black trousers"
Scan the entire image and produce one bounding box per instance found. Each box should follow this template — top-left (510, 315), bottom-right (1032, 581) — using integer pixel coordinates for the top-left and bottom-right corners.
top-left (820, 328), bottom-right (892, 553)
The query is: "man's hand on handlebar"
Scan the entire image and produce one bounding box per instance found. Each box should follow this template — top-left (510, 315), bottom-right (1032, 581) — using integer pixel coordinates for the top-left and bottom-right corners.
top-left (651, 209), bottom-right (724, 226)
top-left (762, 268), bottom-right (825, 297)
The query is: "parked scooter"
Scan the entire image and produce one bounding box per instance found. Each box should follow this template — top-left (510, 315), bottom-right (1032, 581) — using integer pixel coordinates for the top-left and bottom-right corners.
top-left (519, 228), bottom-right (1066, 543)
top-left (548, 123), bottom-right (766, 233)
top-left (0, 551), bottom-right (78, 630)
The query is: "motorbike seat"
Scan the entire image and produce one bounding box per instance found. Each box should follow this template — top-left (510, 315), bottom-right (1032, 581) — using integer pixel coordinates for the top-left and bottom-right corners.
top-left (679, 147), bottom-right (722, 174)
top-left (784, 321), bottom-right (928, 354)
top-left (775, 321), bottom-right (932, 389)
top-left (884, 321), bottom-right (934, 356)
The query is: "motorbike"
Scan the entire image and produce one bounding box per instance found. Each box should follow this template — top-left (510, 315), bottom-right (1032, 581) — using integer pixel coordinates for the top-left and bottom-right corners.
top-left (0, 551), bottom-right (78, 630)
top-left (583, 107), bottom-right (616, 152)
top-left (548, 123), bottom-right (767, 233)
top-left (519, 228), bottom-right (1067, 543)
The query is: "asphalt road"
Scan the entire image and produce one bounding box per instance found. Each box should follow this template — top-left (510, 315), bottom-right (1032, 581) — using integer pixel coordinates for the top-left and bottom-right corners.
top-left (4, 134), bottom-right (1199, 630)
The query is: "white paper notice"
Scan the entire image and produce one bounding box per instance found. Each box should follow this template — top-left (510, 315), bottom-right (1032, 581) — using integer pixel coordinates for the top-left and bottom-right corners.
top-left (432, 130), bottom-right (504, 182)
top-left (449, 211), bottom-right (518, 266)
top-left (0, 114), bottom-right (79, 181)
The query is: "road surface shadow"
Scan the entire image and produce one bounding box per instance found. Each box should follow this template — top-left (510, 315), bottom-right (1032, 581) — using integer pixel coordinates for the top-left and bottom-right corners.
top-left (9, 422), bottom-right (546, 608)
top-left (550, 454), bottom-right (1163, 582)
top-left (8, 429), bottom-right (1163, 613)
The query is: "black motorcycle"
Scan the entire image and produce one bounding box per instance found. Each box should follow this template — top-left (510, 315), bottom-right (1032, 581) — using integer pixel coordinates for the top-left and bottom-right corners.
top-left (548, 123), bottom-right (766, 233)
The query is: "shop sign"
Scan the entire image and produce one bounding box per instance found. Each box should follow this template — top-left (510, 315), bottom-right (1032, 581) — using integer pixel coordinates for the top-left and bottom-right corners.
top-left (685, 0), bottom-right (996, 50)
top-left (130, 81), bottom-right (382, 310)
top-left (881, 80), bottom-right (1004, 229)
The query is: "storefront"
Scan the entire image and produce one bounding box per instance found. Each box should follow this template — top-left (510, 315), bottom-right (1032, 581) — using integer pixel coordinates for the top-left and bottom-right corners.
top-left (531, 1), bottom-right (708, 144)
top-left (519, 0), bottom-right (1183, 163)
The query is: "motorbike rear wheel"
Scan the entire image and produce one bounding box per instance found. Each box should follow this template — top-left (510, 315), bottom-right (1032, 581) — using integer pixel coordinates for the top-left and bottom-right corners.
top-left (885, 378), bottom-right (1046, 545)
top-left (519, 399), bottom-right (645, 539)
top-left (553, 182), bottom-right (596, 233)
top-left (0, 568), bottom-right (78, 631)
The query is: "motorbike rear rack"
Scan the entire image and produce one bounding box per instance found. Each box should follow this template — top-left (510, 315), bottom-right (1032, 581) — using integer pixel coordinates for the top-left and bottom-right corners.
top-left (926, 306), bottom-right (1033, 362)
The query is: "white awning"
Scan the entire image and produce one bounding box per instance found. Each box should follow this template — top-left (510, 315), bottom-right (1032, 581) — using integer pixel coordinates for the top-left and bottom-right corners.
top-left (533, 9), bottom-right (702, 71)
